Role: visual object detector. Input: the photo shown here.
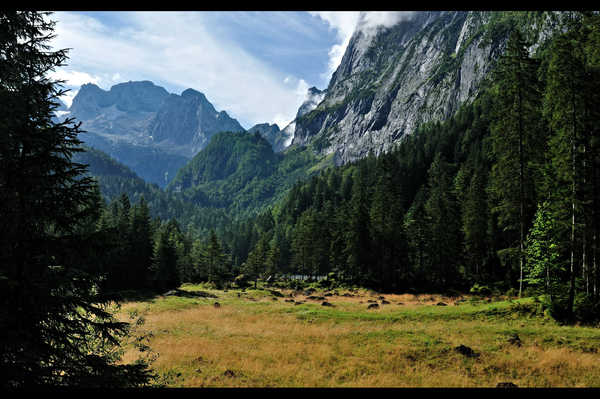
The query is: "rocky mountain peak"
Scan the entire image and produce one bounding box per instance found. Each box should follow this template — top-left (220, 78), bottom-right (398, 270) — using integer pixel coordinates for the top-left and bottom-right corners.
top-left (294, 11), bottom-right (566, 165)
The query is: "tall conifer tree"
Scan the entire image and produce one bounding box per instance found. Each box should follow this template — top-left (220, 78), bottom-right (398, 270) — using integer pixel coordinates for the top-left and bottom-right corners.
top-left (0, 11), bottom-right (151, 387)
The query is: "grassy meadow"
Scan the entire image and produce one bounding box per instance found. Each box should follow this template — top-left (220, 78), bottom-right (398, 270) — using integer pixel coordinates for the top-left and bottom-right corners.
top-left (115, 284), bottom-right (600, 387)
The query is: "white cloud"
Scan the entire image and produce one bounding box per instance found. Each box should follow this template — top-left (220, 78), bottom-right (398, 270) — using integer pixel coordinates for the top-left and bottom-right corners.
top-left (60, 89), bottom-right (78, 108)
top-left (309, 12), bottom-right (360, 82)
top-left (50, 12), bottom-right (315, 128)
top-left (49, 69), bottom-right (102, 87)
top-left (310, 12), bottom-right (416, 82)
top-left (356, 11), bottom-right (416, 41)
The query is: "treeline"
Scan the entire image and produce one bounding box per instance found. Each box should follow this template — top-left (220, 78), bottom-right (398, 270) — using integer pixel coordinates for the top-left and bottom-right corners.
top-left (211, 13), bottom-right (600, 322)
top-left (96, 194), bottom-right (236, 293)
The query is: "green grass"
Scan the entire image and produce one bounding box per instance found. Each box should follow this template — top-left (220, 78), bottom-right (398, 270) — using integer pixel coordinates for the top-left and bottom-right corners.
top-left (116, 284), bottom-right (600, 387)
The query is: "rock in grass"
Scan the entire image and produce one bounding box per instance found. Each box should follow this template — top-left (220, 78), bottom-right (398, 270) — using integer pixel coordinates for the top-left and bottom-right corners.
top-left (285, 299), bottom-right (295, 303)
top-left (213, 302), bottom-right (221, 308)
top-left (496, 382), bottom-right (518, 388)
top-left (223, 369), bottom-right (235, 377)
top-left (269, 290), bottom-right (284, 297)
top-left (367, 303), bottom-right (379, 310)
top-left (381, 300), bottom-right (391, 305)
top-left (321, 301), bottom-right (334, 307)
top-left (454, 344), bottom-right (479, 358)
top-left (436, 302), bottom-right (448, 306)
top-left (508, 333), bottom-right (522, 347)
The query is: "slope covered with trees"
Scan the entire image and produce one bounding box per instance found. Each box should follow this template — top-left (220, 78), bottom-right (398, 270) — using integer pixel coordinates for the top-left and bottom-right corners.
top-left (211, 13), bottom-right (600, 323)
top-left (167, 130), bottom-right (326, 219)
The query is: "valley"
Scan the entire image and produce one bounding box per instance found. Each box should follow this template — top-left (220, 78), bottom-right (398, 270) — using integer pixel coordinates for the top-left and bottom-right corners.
top-left (3, 10), bottom-right (600, 389)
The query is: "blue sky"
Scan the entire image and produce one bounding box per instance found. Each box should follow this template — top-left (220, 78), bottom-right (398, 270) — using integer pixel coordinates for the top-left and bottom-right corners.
top-left (49, 11), bottom-right (363, 129)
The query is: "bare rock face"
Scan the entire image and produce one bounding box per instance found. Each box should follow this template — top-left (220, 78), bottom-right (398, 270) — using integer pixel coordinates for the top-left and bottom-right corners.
top-left (291, 11), bottom-right (568, 166)
top-left (148, 88), bottom-right (245, 158)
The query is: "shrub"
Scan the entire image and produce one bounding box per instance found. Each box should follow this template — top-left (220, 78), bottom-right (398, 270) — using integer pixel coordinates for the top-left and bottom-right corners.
top-left (574, 295), bottom-right (600, 325)
top-left (234, 274), bottom-right (250, 288)
top-left (470, 283), bottom-right (492, 296)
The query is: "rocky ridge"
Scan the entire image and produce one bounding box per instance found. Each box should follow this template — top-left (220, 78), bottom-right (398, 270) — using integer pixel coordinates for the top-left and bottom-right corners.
top-left (290, 11), bottom-right (568, 165)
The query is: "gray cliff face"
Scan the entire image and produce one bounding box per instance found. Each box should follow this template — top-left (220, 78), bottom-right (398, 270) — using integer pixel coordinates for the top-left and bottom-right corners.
top-left (296, 87), bottom-right (326, 118)
top-left (279, 86), bottom-right (327, 151)
top-left (148, 88), bottom-right (245, 157)
top-left (292, 11), bottom-right (565, 165)
top-left (248, 123), bottom-right (289, 152)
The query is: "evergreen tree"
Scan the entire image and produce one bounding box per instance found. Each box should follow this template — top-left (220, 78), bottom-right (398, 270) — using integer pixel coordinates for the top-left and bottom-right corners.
top-left (0, 11), bottom-right (151, 387)
top-left (150, 223), bottom-right (179, 291)
top-left (129, 196), bottom-right (154, 289)
top-left (424, 154), bottom-right (462, 287)
top-left (544, 28), bottom-right (588, 318)
top-left (202, 230), bottom-right (228, 287)
top-left (488, 29), bottom-right (544, 297)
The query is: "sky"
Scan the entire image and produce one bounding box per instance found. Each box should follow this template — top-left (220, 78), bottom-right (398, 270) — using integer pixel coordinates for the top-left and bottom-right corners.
top-left (49, 11), bottom-right (364, 129)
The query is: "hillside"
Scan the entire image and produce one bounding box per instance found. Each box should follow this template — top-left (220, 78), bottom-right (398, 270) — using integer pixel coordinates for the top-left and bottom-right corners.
top-left (167, 131), bottom-right (327, 218)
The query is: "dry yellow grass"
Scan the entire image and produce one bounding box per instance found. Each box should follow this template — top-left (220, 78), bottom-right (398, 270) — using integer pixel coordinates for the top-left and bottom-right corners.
top-left (116, 286), bottom-right (600, 387)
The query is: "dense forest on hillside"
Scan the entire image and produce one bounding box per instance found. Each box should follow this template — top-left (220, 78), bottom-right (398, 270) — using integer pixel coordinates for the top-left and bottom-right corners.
top-left (95, 12), bottom-right (600, 324)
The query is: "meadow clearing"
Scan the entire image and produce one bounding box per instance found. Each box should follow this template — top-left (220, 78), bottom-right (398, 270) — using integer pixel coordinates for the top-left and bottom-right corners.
top-left (116, 284), bottom-right (600, 387)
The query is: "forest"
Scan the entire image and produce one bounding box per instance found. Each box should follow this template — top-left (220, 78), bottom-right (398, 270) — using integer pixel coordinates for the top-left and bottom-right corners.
top-left (2, 10), bottom-right (600, 388)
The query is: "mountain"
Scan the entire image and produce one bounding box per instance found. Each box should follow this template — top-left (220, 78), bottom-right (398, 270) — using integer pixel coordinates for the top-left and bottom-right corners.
top-left (290, 11), bottom-right (568, 165)
top-left (147, 88), bottom-right (245, 157)
top-left (247, 123), bottom-right (286, 152)
top-left (73, 146), bottom-right (233, 233)
top-left (167, 131), bottom-right (327, 218)
top-left (65, 81), bottom-right (245, 187)
top-left (278, 86), bottom-right (327, 152)
top-left (73, 145), bottom-right (167, 208)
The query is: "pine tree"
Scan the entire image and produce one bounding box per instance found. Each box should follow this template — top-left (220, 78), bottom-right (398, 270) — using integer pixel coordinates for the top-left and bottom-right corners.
top-left (130, 196), bottom-right (154, 289)
top-left (544, 28), bottom-right (587, 318)
top-left (424, 154), bottom-right (462, 287)
top-left (0, 11), bottom-right (151, 387)
top-left (202, 230), bottom-right (228, 287)
top-left (488, 29), bottom-right (544, 296)
top-left (525, 201), bottom-right (564, 298)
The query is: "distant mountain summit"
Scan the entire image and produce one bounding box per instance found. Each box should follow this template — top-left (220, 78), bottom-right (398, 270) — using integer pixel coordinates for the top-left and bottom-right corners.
top-left (148, 88), bottom-right (245, 155)
top-left (65, 80), bottom-right (245, 186)
top-left (274, 86), bottom-right (327, 151)
top-left (247, 123), bottom-right (284, 151)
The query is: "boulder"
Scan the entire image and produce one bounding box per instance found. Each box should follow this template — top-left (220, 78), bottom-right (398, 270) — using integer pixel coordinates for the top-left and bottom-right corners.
top-left (508, 333), bottom-right (522, 347)
top-left (496, 382), bottom-right (518, 388)
top-left (454, 344), bottom-right (479, 358)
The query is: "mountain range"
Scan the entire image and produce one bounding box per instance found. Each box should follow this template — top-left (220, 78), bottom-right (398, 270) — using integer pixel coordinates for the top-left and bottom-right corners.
top-left (69, 11), bottom-right (572, 225)
top-left (62, 80), bottom-right (324, 187)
